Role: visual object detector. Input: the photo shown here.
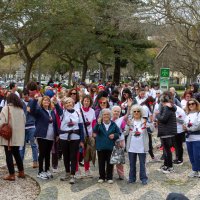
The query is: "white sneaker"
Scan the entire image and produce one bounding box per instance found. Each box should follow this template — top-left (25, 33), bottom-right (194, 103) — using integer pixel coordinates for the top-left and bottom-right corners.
top-left (97, 179), bottom-right (104, 183)
top-left (107, 180), bottom-right (113, 184)
top-left (162, 167), bottom-right (175, 174)
top-left (37, 172), bottom-right (49, 180)
top-left (45, 170), bottom-right (53, 178)
top-left (52, 168), bottom-right (59, 173)
top-left (69, 175), bottom-right (75, 184)
top-left (85, 170), bottom-right (93, 178)
top-left (75, 171), bottom-right (82, 179)
top-left (60, 173), bottom-right (70, 181)
top-left (188, 171), bottom-right (199, 178)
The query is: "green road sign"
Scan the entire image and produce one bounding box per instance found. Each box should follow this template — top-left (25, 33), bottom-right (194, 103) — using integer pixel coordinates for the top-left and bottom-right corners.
top-left (160, 68), bottom-right (170, 78)
top-left (160, 77), bottom-right (169, 91)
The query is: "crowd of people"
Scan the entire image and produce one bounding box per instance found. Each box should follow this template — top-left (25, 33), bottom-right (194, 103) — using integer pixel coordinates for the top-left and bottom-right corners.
top-left (0, 80), bottom-right (199, 186)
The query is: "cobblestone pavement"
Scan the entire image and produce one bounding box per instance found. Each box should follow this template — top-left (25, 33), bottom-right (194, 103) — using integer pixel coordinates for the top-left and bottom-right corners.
top-left (0, 143), bottom-right (200, 200)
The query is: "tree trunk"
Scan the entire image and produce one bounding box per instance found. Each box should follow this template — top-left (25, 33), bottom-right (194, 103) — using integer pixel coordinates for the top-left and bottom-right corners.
top-left (102, 65), bottom-right (107, 83)
top-left (81, 61), bottom-right (88, 82)
top-left (113, 47), bottom-right (121, 85)
top-left (24, 61), bottom-right (33, 87)
top-left (68, 65), bottom-right (73, 87)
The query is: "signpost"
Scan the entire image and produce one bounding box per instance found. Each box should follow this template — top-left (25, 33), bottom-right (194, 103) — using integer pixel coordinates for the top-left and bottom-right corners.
top-left (160, 68), bottom-right (170, 91)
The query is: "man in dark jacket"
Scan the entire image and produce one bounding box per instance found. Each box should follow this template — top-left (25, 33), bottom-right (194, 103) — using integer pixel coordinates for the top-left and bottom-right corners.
top-left (156, 91), bottom-right (177, 174)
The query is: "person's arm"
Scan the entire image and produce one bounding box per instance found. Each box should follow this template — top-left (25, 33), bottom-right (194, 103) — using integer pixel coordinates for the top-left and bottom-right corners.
top-left (29, 99), bottom-right (42, 117)
top-left (78, 123), bottom-right (84, 142)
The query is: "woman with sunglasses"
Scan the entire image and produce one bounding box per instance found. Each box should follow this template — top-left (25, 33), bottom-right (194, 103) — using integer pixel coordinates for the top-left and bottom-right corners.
top-left (121, 88), bottom-right (135, 116)
top-left (68, 88), bottom-right (80, 111)
top-left (53, 97), bottom-right (84, 184)
top-left (95, 96), bottom-right (110, 120)
top-left (126, 105), bottom-right (149, 185)
top-left (183, 99), bottom-right (200, 178)
top-left (30, 94), bottom-right (58, 180)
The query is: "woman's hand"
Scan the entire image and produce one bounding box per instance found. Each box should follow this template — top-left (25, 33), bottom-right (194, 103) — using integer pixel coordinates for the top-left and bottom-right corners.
top-left (109, 134), bottom-right (114, 140)
top-left (34, 94), bottom-right (39, 100)
top-left (183, 124), bottom-right (187, 131)
top-left (92, 133), bottom-right (97, 138)
top-left (52, 95), bottom-right (57, 104)
top-left (80, 142), bottom-right (84, 148)
top-left (127, 98), bottom-right (133, 107)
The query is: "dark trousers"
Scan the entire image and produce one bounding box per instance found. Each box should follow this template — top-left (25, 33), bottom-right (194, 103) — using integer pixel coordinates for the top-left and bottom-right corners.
top-left (97, 150), bottom-right (113, 180)
top-left (37, 138), bottom-right (53, 173)
top-left (174, 132), bottom-right (185, 161)
top-left (60, 139), bottom-right (80, 175)
top-left (52, 141), bottom-right (58, 169)
top-left (128, 152), bottom-right (147, 182)
top-left (148, 133), bottom-right (155, 159)
top-left (4, 146), bottom-right (24, 175)
top-left (162, 137), bottom-right (173, 168)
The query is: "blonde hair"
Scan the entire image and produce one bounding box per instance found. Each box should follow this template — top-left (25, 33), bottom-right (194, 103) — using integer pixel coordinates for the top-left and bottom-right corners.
top-left (185, 98), bottom-right (200, 114)
top-left (62, 97), bottom-right (75, 106)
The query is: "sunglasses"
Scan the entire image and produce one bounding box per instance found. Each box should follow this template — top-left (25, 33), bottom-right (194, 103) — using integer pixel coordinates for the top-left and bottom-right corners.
top-left (99, 101), bottom-right (107, 105)
top-left (133, 110), bottom-right (140, 113)
top-left (156, 93), bottom-right (160, 94)
top-left (71, 92), bottom-right (77, 95)
top-left (188, 102), bottom-right (196, 106)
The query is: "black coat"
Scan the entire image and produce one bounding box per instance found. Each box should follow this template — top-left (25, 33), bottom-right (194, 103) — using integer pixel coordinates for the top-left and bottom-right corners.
top-left (157, 105), bottom-right (177, 137)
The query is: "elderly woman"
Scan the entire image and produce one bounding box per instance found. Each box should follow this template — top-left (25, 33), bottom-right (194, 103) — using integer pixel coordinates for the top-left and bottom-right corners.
top-left (126, 105), bottom-right (149, 185)
top-left (53, 97), bottom-right (84, 184)
top-left (93, 108), bottom-right (121, 184)
top-left (183, 98), bottom-right (200, 178)
top-left (111, 99), bottom-right (132, 180)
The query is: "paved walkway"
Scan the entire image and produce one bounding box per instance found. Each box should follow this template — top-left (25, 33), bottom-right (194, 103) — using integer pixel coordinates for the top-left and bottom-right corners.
top-left (0, 145), bottom-right (200, 200)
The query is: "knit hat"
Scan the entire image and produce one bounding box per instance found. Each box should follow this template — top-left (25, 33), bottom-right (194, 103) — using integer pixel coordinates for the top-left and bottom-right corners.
top-left (44, 89), bottom-right (55, 98)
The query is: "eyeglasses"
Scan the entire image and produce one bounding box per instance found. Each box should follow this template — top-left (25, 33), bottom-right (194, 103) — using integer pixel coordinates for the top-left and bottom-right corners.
top-left (133, 110), bottom-right (140, 113)
top-left (71, 93), bottom-right (77, 95)
top-left (99, 101), bottom-right (107, 105)
top-left (156, 93), bottom-right (160, 94)
top-left (188, 102), bottom-right (196, 106)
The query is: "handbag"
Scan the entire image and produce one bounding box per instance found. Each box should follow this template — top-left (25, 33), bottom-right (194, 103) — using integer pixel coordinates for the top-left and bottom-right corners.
top-left (0, 106), bottom-right (12, 147)
top-left (110, 142), bottom-right (125, 165)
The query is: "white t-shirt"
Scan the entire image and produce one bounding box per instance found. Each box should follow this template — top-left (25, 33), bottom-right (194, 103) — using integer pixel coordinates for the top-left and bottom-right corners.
top-left (181, 99), bottom-right (187, 110)
top-left (79, 107), bottom-right (95, 137)
top-left (74, 102), bottom-right (81, 111)
top-left (103, 122), bottom-right (111, 131)
top-left (135, 96), bottom-right (147, 105)
top-left (175, 106), bottom-right (186, 133)
top-left (128, 120), bottom-right (146, 153)
top-left (113, 117), bottom-right (125, 141)
top-left (45, 110), bottom-right (54, 141)
top-left (59, 110), bottom-right (83, 140)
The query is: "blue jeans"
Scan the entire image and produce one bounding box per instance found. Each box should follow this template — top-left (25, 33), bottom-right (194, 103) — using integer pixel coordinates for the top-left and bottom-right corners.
top-left (186, 141), bottom-right (200, 171)
top-left (128, 152), bottom-right (148, 183)
top-left (20, 128), bottom-right (38, 162)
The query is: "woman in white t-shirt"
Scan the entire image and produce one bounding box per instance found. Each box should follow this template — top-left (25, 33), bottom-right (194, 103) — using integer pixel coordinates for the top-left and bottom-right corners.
top-left (126, 105), bottom-right (149, 185)
top-left (181, 90), bottom-right (192, 110)
top-left (78, 95), bottom-right (96, 177)
top-left (53, 97), bottom-right (84, 184)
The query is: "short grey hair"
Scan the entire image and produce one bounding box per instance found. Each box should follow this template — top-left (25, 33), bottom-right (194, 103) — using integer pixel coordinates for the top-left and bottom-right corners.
top-left (130, 104), bottom-right (145, 118)
top-left (112, 105), bottom-right (121, 112)
top-left (101, 108), bottom-right (112, 118)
